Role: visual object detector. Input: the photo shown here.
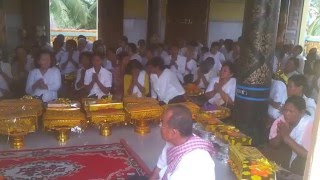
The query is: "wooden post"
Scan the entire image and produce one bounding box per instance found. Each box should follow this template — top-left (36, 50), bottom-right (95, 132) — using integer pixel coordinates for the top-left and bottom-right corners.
top-left (303, 94), bottom-right (320, 179)
top-left (234, 0), bottom-right (281, 145)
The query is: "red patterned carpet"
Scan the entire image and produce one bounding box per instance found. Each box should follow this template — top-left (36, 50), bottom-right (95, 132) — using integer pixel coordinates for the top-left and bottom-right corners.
top-left (0, 139), bottom-right (151, 179)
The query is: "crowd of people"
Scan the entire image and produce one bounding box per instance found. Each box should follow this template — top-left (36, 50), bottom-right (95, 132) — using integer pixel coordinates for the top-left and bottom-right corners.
top-left (0, 34), bottom-right (318, 177)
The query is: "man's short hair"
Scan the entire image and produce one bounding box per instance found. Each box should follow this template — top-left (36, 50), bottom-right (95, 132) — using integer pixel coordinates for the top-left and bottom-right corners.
top-left (166, 105), bottom-right (193, 137)
top-left (149, 56), bottom-right (165, 70)
top-left (289, 74), bottom-right (308, 91)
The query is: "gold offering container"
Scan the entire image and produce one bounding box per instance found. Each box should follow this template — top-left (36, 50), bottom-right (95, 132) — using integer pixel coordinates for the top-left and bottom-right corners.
top-left (88, 109), bottom-right (126, 124)
top-left (0, 99), bottom-right (43, 116)
top-left (163, 102), bottom-right (200, 119)
top-left (123, 97), bottom-right (159, 105)
top-left (0, 109), bottom-right (39, 149)
top-left (82, 98), bottom-right (121, 111)
top-left (125, 103), bottom-right (163, 135)
top-left (47, 98), bottom-right (80, 109)
top-left (229, 145), bottom-right (277, 180)
top-left (202, 106), bottom-right (231, 119)
top-left (88, 109), bottom-right (127, 136)
top-left (43, 109), bottom-right (86, 143)
top-left (206, 125), bottom-right (252, 146)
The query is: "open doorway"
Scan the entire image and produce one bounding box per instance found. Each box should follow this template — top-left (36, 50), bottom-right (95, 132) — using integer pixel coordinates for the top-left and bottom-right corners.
top-left (49, 0), bottom-right (97, 42)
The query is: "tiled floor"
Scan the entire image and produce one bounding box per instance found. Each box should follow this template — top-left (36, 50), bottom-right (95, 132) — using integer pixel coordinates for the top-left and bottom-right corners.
top-left (0, 124), bottom-right (235, 179)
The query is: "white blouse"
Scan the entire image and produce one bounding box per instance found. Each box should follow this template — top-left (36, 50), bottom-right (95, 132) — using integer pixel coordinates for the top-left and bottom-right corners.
top-left (84, 67), bottom-right (112, 99)
top-left (184, 59), bottom-right (198, 76)
top-left (25, 68), bottom-right (61, 102)
top-left (206, 77), bottom-right (236, 106)
top-left (168, 55), bottom-right (187, 83)
top-left (268, 79), bottom-right (288, 119)
top-left (150, 69), bottom-right (185, 104)
top-left (59, 50), bottom-right (80, 75)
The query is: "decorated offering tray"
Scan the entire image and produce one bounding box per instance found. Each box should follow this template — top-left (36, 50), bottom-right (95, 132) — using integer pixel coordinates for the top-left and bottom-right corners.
top-left (163, 102), bottom-right (200, 119)
top-left (43, 109), bottom-right (86, 129)
top-left (123, 97), bottom-right (159, 105)
top-left (201, 103), bottom-right (231, 119)
top-left (229, 145), bottom-right (278, 180)
top-left (88, 109), bottom-right (127, 125)
top-left (206, 125), bottom-right (252, 146)
top-left (0, 98), bottom-right (43, 116)
top-left (184, 84), bottom-right (204, 96)
top-left (125, 103), bottom-right (163, 135)
top-left (47, 98), bottom-right (80, 109)
top-left (195, 112), bottom-right (223, 125)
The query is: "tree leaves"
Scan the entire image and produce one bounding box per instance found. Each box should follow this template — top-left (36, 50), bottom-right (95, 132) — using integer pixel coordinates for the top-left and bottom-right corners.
top-left (50, 0), bottom-right (97, 29)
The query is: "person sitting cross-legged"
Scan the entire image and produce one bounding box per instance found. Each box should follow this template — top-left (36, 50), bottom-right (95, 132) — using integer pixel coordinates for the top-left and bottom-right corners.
top-left (149, 105), bottom-right (216, 180)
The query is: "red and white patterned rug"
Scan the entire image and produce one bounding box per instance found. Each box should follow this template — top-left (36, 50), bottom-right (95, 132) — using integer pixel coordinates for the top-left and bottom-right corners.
top-left (0, 139), bottom-right (151, 179)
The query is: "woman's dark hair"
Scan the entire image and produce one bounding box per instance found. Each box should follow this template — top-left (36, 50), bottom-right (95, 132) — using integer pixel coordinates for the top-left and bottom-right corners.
top-left (222, 61), bottom-right (236, 75)
top-left (200, 57), bottom-right (215, 74)
top-left (125, 59), bottom-right (143, 74)
top-left (149, 56), bottom-right (165, 70)
top-left (117, 51), bottom-right (129, 62)
top-left (79, 51), bottom-right (93, 62)
top-left (285, 95), bottom-right (306, 112)
top-left (35, 49), bottom-right (54, 68)
top-left (288, 74), bottom-right (308, 92)
top-left (128, 43), bottom-right (137, 53)
top-left (93, 39), bottom-right (104, 51)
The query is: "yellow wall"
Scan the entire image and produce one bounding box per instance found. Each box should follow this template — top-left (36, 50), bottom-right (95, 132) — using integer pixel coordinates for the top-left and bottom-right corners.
top-left (124, 0), bottom-right (148, 19)
top-left (123, 0), bottom-right (245, 21)
top-left (210, 0), bottom-right (245, 21)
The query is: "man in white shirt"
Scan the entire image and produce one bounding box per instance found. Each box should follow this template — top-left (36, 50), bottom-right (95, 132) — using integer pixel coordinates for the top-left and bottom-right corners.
top-left (292, 45), bottom-right (306, 74)
top-left (166, 44), bottom-right (187, 83)
top-left (203, 42), bottom-right (225, 76)
top-left (128, 43), bottom-right (143, 63)
top-left (149, 105), bottom-right (215, 180)
top-left (84, 54), bottom-right (112, 99)
top-left (149, 57), bottom-right (185, 104)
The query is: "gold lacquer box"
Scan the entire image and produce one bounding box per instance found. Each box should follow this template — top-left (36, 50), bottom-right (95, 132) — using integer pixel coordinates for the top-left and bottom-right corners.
top-left (89, 109), bottom-right (127, 125)
top-left (195, 112), bottom-right (223, 125)
top-left (184, 84), bottom-right (204, 97)
top-left (0, 99), bottom-right (43, 116)
top-left (82, 98), bottom-right (122, 111)
top-left (0, 108), bottom-right (39, 149)
top-left (43, 109), bottom-right (86, 130)
top-left (125, 103), bottom-right (163, 134)
top-left (206, 125), bottom-right (252, 146)
top-left (228, 145), bottom-right (277, 180)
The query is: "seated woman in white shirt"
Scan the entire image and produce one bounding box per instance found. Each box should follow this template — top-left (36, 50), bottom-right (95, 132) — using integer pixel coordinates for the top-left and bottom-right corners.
top-left (123, 60), bottom-right (149, 97)
top-left (287, 74), bottom-right (316, 118)
top-left (205, 61), bottom-right (236, 107)
top-left (149, 57), bottom-right (186, 105)
top-left (269, 96), bottom-right (313, 175)
top-left (268, 74), bottom-right (288, 122)
top-left (26, 50), bottom-right (61, 102)
top-left (84, 54), bottom-right (112, 99)
top-left (74, 52), bottom-right (92, 98)
top-left (193, 57), bottom-right (215, 89)
top-left (184, 48), bottom-right (197, 79)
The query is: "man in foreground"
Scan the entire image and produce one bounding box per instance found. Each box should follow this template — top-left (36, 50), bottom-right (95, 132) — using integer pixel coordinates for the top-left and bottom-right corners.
top-left (149, 105), bottom-right (215, 180)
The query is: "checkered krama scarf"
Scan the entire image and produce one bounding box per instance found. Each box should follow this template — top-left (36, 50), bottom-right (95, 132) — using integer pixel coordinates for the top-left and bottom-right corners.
top-left (162, 135), bottom-right (215, 180)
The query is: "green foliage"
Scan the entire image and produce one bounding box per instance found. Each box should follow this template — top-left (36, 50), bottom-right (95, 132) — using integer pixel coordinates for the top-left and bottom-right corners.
top-left (50, 0), bottom-right (97, 29)
top-left (308, 0), bottom-right (320, 36)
